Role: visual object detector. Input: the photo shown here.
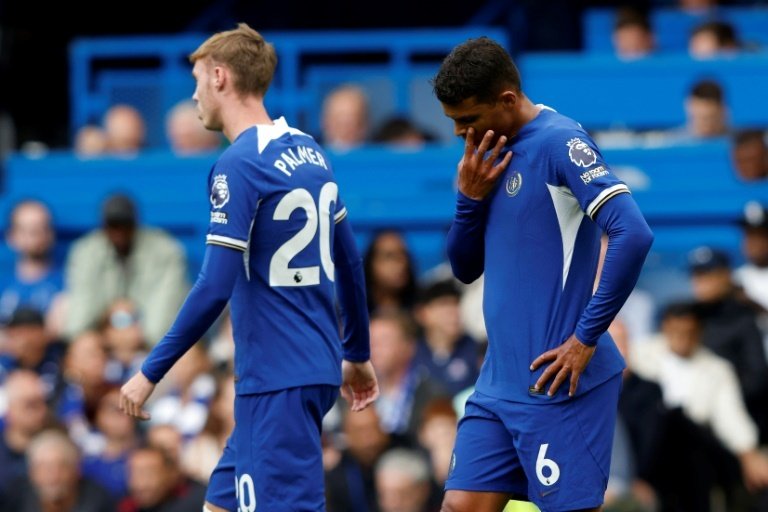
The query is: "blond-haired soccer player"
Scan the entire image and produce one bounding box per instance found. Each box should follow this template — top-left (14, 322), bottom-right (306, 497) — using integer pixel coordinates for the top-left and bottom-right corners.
top-left (119, 24), bottom-right (378, 511)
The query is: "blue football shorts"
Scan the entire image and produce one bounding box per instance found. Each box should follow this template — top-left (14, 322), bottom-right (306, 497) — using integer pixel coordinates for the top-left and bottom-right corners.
top-left (445, 373), bottom-right (622, 512)
top-left (205, 384), bottom-right (338, 511)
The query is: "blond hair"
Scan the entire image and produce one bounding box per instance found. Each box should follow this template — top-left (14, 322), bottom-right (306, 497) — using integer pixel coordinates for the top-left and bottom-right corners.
top-left (190, 23), bottom-right (277, 97)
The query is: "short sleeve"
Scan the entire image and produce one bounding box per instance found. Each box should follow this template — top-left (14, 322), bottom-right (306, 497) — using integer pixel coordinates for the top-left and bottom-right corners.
top-left (551, 132), bottom-right (629, 219)
top-left (206, 158), bottom-right (260, 251)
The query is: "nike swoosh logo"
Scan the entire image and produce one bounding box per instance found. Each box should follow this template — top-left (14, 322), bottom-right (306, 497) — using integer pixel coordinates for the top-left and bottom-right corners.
top-left (540, 488), bottom-right (559, 497)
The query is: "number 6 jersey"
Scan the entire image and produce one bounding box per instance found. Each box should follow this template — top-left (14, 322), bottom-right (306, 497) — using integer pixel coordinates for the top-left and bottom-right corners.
top-left (206, 117), bottom-right (348, 395)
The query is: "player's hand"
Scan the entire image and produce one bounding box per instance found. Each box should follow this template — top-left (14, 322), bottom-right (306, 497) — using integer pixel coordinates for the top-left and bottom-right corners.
top-left (530, 334), bottom-right (596, 398)
top-left (457, 127), bottom-right (512, 201)
top-left (119, 371), bottom-right (155, 421)
top-left (740, 449), bottom-right (768, 492)
top-left (341, 360), bottom-right (379, 412)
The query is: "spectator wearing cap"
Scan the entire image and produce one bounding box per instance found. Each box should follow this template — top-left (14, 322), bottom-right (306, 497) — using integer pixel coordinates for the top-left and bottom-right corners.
top-left (64, 194), bottom-right (189, 346)
top-left (735, 201), bottom-right (768, 312)
top-left (0, 307), bottom-right (65, 393)
top-left (688, 246), bottom-right (768, 442)
top-left (412, 280), bottom-right (479, 397)
top-left (0, 200), bottom-right (64, 327)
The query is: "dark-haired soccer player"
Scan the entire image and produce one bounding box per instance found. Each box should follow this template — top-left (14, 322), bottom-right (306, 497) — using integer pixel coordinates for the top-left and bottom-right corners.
top-left (433, 37), bottom-right (653, 512)
top-left (119, 23), bottom-right (378, 512)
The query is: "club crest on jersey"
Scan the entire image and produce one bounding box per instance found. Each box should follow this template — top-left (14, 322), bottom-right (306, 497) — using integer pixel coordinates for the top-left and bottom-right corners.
top-left (210, 174), bottom-right (230, 209)
top-left (506, 171), bottom-right (523, 197)
top-left (566, 138), bottom-right (597, 168)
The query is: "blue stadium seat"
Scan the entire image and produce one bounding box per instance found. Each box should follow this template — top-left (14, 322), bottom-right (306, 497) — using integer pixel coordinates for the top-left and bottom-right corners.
top-left (583, 6), bottom-right (768, 54)
top-left (519, 53), bottom-right (768, 131)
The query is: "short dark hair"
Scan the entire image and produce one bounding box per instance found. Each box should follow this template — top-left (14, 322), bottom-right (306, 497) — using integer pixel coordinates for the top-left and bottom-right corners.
top-left (690, 79), bottom-right (724, 103)
top-left (432, 37), bottom-right (521, 106)
top-left (614, 7), bottom-right (651, 32)
top-left (691, 20), bottom-right (738, 47)
top-left (661, 301), bottom-right (701, 323)
top-left (733, 128), bottom-right (766, 148)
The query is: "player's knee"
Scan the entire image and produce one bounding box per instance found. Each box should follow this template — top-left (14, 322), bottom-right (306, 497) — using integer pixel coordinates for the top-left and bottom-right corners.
top-left (440, 493), bottom-right (469, 512)
top-left (203, 502), bottom-right (229, 512)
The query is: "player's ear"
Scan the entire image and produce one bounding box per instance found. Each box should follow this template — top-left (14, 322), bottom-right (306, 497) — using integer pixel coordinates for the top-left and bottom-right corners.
top-left (499, 90), bottom-right (517, 110)
top-left (212, 66), bottom-right (226, 91)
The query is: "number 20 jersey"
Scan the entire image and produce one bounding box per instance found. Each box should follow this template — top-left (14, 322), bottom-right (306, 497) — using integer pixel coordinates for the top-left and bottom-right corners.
top-left (206, 117), bottom-right (347, 395)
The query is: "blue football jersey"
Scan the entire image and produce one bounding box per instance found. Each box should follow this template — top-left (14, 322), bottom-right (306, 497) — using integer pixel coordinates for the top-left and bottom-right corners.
top-left (205, 117), bottom-right (347, 395)
top-left (477, 107), bottom-right (627, 403)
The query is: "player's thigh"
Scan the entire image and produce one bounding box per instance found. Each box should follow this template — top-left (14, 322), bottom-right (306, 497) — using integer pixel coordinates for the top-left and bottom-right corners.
top-left (235, 385), bottom-right (338, 512)
top-left (445, 392), bottom-right (528, 497)
top-left (205, 433), bottom-right (238, 511)
top-left (507, 375), bottom-right (621, 512)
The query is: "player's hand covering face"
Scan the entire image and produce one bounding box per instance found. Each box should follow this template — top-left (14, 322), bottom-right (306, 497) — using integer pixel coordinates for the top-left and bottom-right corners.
top-left (457, 127), bottom-right (512, 201)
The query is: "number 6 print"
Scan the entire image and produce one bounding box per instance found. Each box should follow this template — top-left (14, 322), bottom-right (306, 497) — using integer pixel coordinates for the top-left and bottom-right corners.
top-left (535, 443), bottom-right (560, 486)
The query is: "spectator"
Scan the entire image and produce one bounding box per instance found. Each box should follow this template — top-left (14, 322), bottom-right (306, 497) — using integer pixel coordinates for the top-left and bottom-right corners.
top-left (413, 280), bottom-right (479, 396)
top-left (180, 373), bottom-right (234, 484)
top-left (678, 0), bottom-right (719, 13)
top-left (74, 126), bottom-right (109, 157)
top-left (146, 424), bottom-right (184, 468)
top-left (0, 307), bottom-right (65, 393)
top-left (55, 331), bottom-right (111, 453)
top-left (0, 370), bottom-right (51, 499)
top-left (100, 299), bottom-right (148, 384)
top-left (0, 199), bottom-right (63, 326)
top-left (371, 116), bottom-right (435, 148)
top-left (104, 105), bottom-right (146, 154)
top-left (165, 101), bottom-right (221, 156)
top-left (687, 246), bottom-right (768, 440)
top-left (606, 320), bottom-right (659, 511)
top-left (370, 309), bottom-right (445, 445)
top-left (320, 84), bottom-right (369, 150)
top-left (689, 20), bottom-right (740, 58)
top-left (684, 79), bottom-right (730, 139)
top-left (612, 8), bottom-right (655, 60)
top-left (731, 129), bottom-right (768, 182)
top-left (363, 230), bottom-right (417, 314)
top-left (64, 194), bottom-right (189, 346)
top-left (325, 406), bottom-right (392, 512)
top-left (375, 448), bottom-right (434, 512)
top-left (148, 342), bottom-right (214, 439)
top-left (2, 429), bottom-right (114, 512)
top-left (81, 387), bottom-right (138, 498)
top-left (118, 445), bottom-right (205, 512)
top-left (416, 398), bottom-right (457, 488)
top-left (631, 303), bottom-right (768, 499)
top-left (735, 201), bottom-right (768, 312)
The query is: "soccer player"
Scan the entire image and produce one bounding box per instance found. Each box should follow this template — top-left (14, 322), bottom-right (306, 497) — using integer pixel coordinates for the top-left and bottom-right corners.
top-left (119, 24), bottom-right (379, 512)
top-left (432, 37), bottom-right (654, 512)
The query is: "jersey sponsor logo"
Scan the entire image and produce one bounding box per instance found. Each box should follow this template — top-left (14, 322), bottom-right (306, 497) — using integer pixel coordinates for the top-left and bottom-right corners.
top-left (210, 211), bottom-right (228, 225)
top-left (210, 174), bottom-right (230, 209)
top-left (566, 138), bottom-right (597, 167)
top-left (506, 171), bottom-right (523, 197)
top-left (579, 165), bottom-right (609, 185)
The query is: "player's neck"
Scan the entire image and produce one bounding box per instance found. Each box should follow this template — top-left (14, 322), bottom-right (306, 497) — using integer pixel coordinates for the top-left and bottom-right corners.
top-left (222, 96), bottom-right (273, 142)
top-left (507, 96), bottom-right (541, 138)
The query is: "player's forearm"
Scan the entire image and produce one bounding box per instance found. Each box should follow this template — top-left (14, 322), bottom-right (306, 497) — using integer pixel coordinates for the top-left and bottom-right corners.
top-left (447, 192), bottom-right (488, 284)
top-left (575, 194), bottom-right (653, 346)
top-left (334, 218), bottom-right (370, 362)
top-left (141, 245), bottom-right (241, 383)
